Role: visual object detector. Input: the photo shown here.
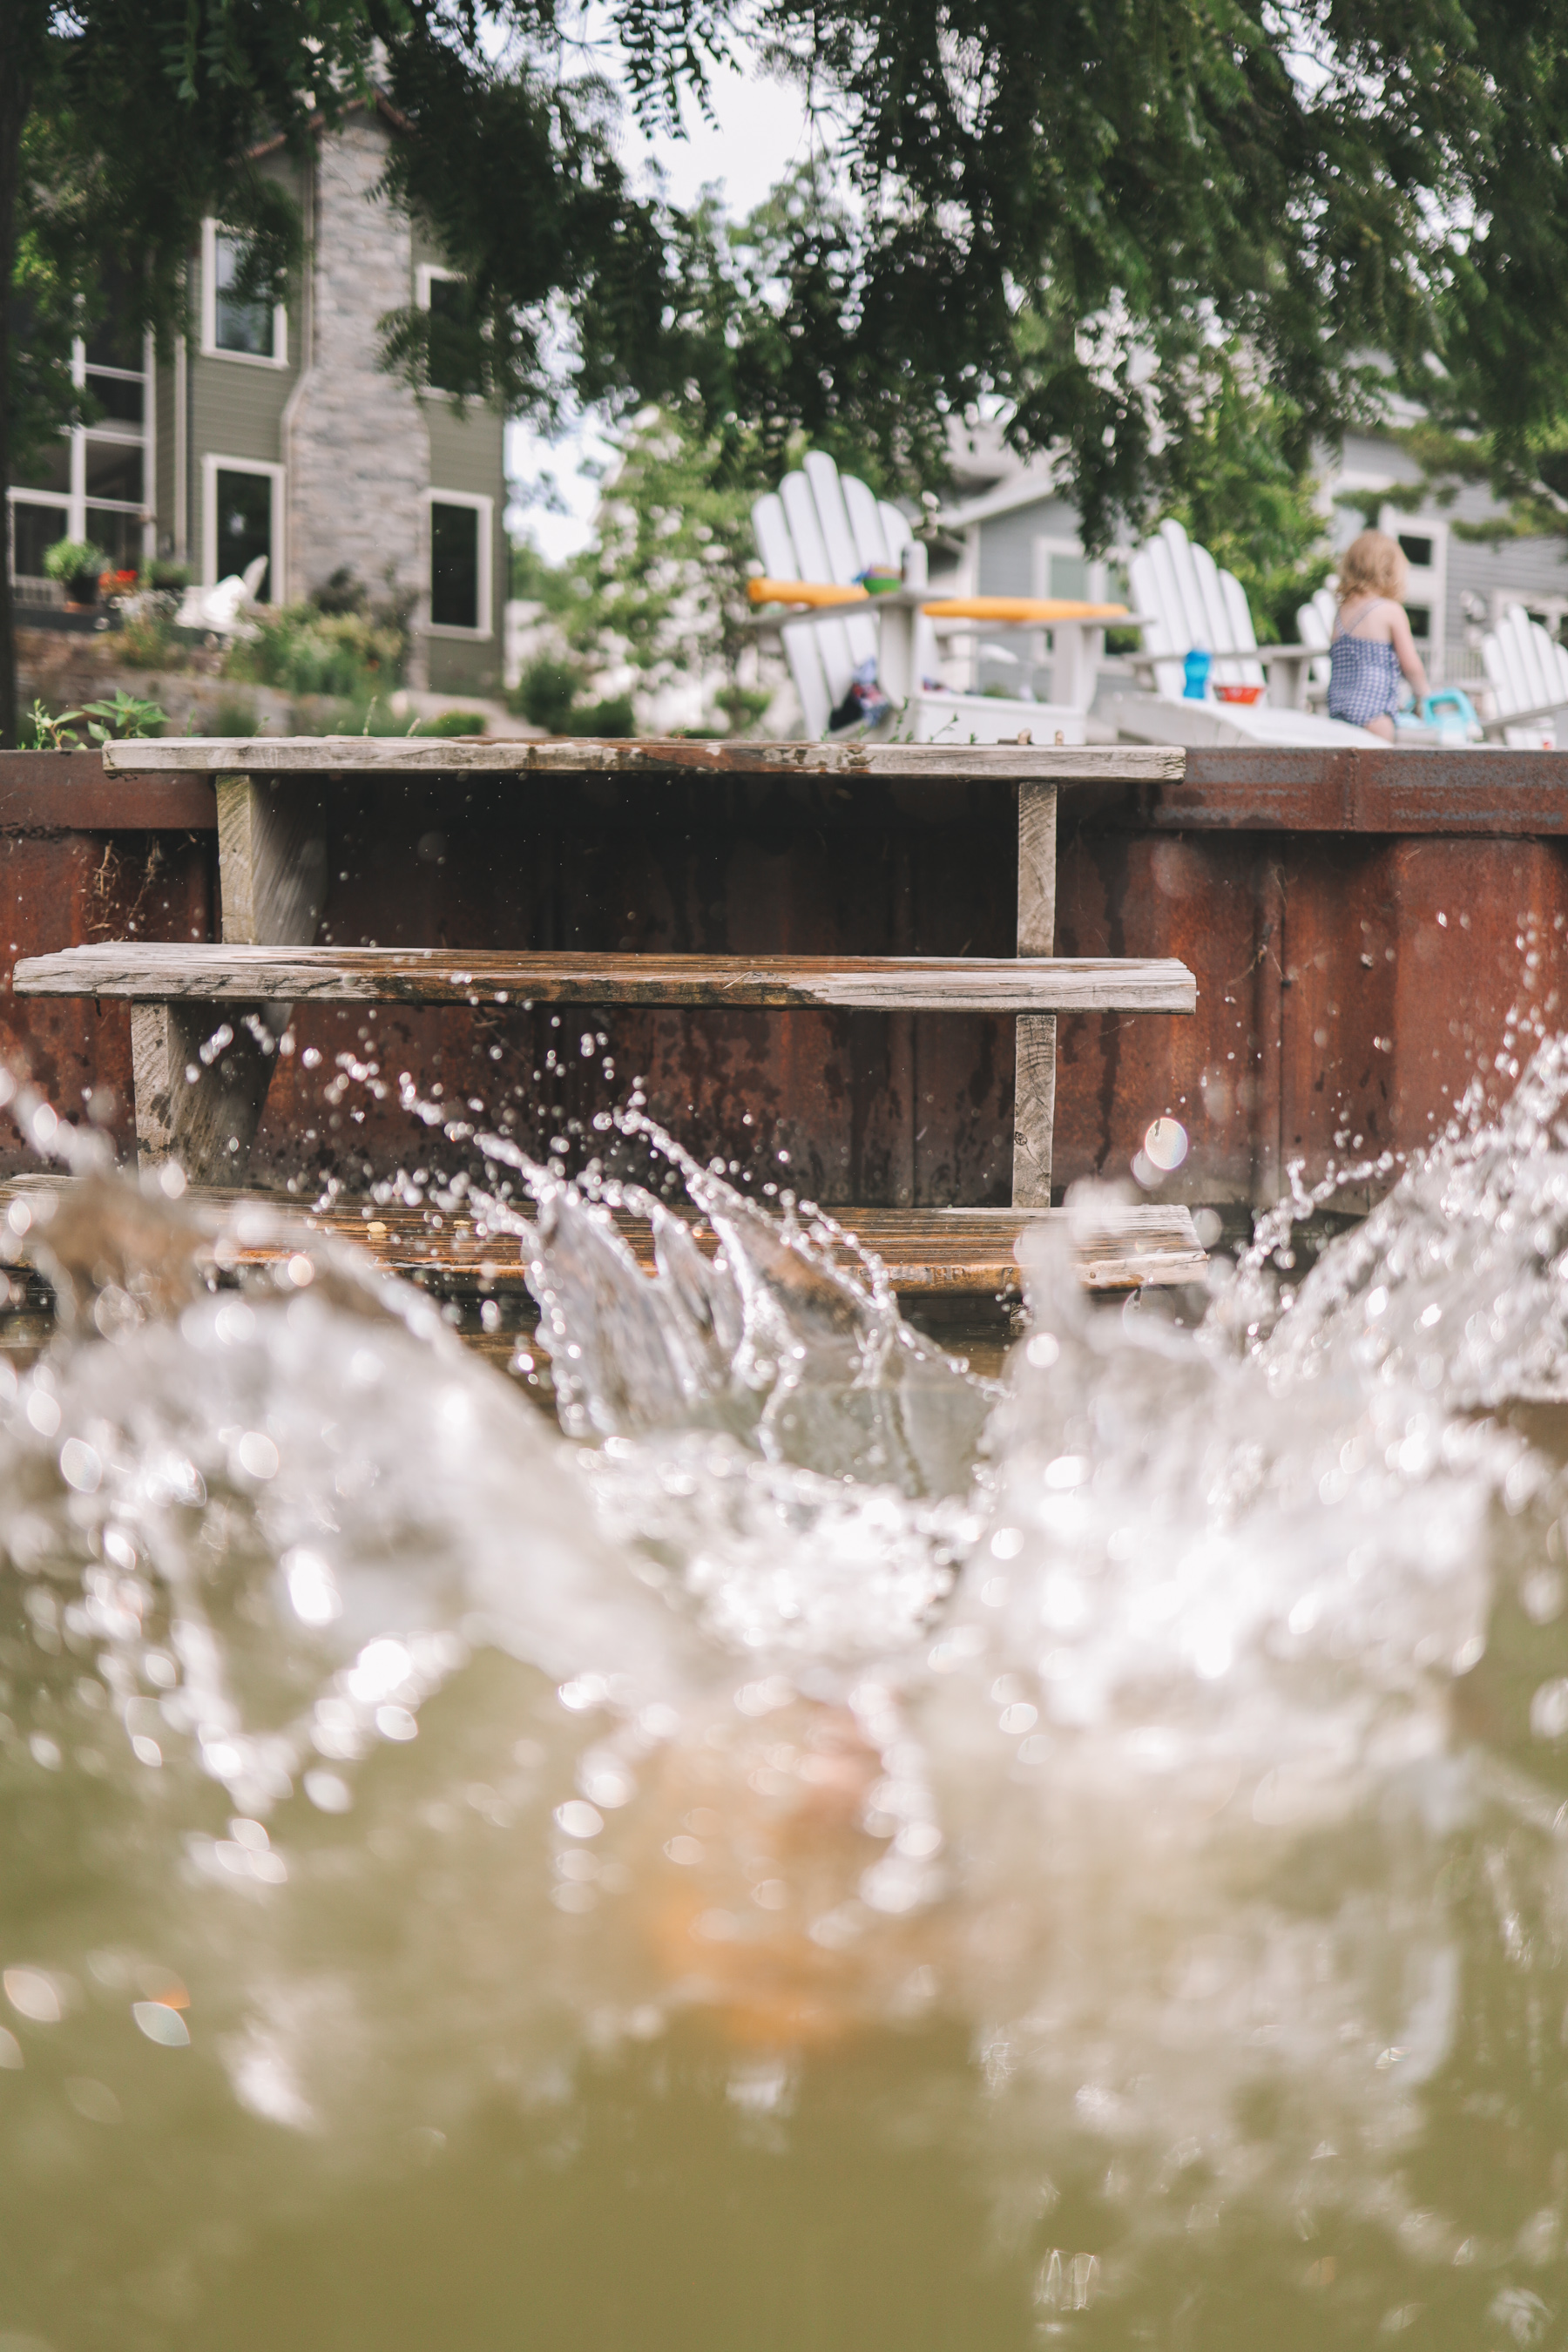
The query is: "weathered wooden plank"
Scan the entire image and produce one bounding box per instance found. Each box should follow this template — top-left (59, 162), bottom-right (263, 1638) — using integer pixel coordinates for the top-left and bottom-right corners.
top-left (1013, 779), bottom-right (1058, 1207)
top-left (215, 775), bottom-right (328, 949)
top-left (102, 736), bottom-right (1186, 785)
top-left (130, 1002), bottom-right (277, 1183)
top-left (14, 944), bottom-right (1199, 1015)
top-left (188, 1193), bottom-right (1208, 1295)
top-left (125, 774), bottom-right (330, 1185)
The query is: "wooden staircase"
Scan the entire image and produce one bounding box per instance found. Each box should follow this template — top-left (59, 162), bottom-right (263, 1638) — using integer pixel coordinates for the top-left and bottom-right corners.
top-left (13, 736), bottom-right (1201, 1295)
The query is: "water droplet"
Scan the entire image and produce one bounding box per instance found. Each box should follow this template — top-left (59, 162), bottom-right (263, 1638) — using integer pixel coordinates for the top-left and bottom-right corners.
top-left (4, 1970), bottom-right (61, 2024)
top-left (132, 2002), bottom-right (190, 2049)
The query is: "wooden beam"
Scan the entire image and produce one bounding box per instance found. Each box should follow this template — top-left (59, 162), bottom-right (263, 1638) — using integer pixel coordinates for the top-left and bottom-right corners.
top-left (130, 1001), bottom-right (277, 1182)
top-left (189, 1193), bottom-right (1209, 1296)
top-left (126, 773), bottom-right (329, 1184)
top-left (215, 774), bottom-right (328, 949)
top-left (1013, 779), bottom-right (1058, 1207)
top-left (14, 944), bottom-right (1199, 1015)
top-left (101, 736), bottom-right (1186, 785)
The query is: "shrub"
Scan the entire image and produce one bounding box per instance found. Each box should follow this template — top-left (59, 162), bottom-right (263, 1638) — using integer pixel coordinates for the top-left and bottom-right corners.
top-left (145, 560), bottom-right (191, 593)
top-left (573, 693), bottom-right (636, 738)
top-left (414, 710), bottom-right (489, 738)
top-left (509, 655), bottom-right (582, 733)
top-left (225, 604), bottom-right (404, 700)
top-left (117, 591), bottom-right (183, 671)
top-left (507, 657), bottom-right (637, 736)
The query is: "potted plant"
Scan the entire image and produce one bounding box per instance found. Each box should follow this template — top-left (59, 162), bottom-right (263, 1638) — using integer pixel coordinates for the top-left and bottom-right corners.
top-left (42, 537), bottom-right (110, 609)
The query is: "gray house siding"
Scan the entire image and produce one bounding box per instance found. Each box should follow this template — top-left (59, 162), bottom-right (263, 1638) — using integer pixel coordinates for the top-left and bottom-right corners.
top-left (153, 112), bottom-right (505, 698)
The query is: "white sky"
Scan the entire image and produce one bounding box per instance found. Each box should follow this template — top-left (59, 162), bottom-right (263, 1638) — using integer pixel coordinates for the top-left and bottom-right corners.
top-left (505, 55), bottom-right (814, 562)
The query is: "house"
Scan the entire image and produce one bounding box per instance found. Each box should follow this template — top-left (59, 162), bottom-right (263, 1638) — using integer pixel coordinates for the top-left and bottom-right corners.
top-left (934, 414), bottom-right (1568, 713)
top-left (5, 95), bottom-right (507, 699)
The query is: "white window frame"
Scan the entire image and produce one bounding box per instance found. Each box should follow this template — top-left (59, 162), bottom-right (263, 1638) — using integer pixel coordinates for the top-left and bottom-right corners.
top-left (1378, 504), bottom-right (1448, 686)
top-left (416, 263), bottom-right (463, 310)
top-left (200, 219), bottom-right (288, 368)
top-left (6, 328), bottom-right (153, 579)
top-left (202, 454), bottom-right (286, 597)
top-left (423, 488), bottom-right (493, 639)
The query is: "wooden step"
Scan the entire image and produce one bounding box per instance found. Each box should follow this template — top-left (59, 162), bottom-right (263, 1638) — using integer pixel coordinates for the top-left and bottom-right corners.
top-left (199, 1195), bottom-right (1208, 1295)
top-left (13, 944), bottom-right (1196, 1015)
top-left (102, 737), bottom-right (1186, 783)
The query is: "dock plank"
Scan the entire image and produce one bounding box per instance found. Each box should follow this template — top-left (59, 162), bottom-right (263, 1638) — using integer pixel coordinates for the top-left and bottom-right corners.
top-left (206, 1197), bottom-right (1208, 1295)
top-left (100, 736), bottom-right (1185, 784)
top-left (13, 945), bottom-right (1197, 1015)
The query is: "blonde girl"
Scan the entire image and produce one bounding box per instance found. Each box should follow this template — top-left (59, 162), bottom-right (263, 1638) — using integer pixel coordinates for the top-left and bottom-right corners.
top-left (1328, 530), bottom-right (1429, 740)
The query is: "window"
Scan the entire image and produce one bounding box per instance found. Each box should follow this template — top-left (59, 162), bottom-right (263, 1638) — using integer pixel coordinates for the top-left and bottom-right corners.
top-left (201, 220), bottom-right (287, 364)
top-left (417, 266), bottom-right (483, 397)
top-left (84, 440), bottom-right (143, 504)
top-left (426, 492), bottom-right (492, 635)
top-left (6, 325), bottom-right (150, 583)
top-left (1397, 534), bottom-right (1434, 570)
top-left (10, 502), bottom-right (70, 578)
top-left (12, 439), bottom-right (71, 497)
top-left (201, 457), bottom-right (282, 600)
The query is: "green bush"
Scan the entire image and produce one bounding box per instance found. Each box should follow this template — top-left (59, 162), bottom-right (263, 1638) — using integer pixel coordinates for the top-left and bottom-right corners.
top-left (145, 559), bottom-right (191, 592)
top-left (509, 655), bottom-right (583, 733)
top-left (573, 694), bottom-right (635, 738)
top-left (507, 656), bottom-right (636, 736)
top-left (226, 604), bottom-right (403, 700)
top-left (117, 591), bottom-right (184, 671)
top-left (414, 710), bottom-right (489, 738)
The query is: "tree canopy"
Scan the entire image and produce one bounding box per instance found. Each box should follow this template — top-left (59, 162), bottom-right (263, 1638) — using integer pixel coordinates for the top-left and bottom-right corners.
top-left (7, 0), bottom-right (1568, 737)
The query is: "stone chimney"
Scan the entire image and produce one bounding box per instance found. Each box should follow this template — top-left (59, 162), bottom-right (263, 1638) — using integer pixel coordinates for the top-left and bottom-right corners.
top-left (283, 110), bottom-right (430, 686)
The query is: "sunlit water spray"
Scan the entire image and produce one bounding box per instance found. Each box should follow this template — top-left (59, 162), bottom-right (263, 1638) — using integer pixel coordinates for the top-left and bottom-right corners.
top-left (3, 1037), bottom-right (1568, 2344)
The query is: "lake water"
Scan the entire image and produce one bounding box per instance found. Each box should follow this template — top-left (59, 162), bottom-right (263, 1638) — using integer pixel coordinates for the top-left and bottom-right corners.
top-left (3, 1058), bottom-right (1568, 2349)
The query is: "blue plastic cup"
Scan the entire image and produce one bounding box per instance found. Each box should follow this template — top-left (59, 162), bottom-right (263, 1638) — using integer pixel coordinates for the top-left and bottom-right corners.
top-left (1183, 649), bottom-right (1212, 700)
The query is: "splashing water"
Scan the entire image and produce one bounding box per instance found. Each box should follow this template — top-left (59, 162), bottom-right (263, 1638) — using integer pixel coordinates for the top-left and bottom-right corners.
top-left (9, 1049), bottom-right (1568, 2345)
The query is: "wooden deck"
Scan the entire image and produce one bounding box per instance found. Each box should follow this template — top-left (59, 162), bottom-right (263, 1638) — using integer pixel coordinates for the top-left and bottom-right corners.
top-left (13, 944), bottom-right (1197, 1016)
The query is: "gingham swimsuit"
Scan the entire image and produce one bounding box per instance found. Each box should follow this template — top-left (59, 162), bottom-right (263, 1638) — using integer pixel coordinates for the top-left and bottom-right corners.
top-left (1328, 599), bottom-right (1402, 727)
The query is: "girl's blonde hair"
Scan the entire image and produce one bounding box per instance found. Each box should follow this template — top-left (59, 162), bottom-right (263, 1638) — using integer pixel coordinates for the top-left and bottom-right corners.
top-left (1337, 529), bottom-right (1408, 604)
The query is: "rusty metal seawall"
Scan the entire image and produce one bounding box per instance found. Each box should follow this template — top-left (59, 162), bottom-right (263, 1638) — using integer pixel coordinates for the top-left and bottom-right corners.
top-left (1054, 748), bottom-right (1568, 1209)
top-left (0, 743), bottom-right (1565, 1211)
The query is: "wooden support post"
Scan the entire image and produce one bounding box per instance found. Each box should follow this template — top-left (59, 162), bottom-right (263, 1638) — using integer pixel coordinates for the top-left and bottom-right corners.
top-left (131, 1001), bottom-right (276, 1181)
top-left (215, 774), bottom-right (329, 949)
top-left (1012, 780), bottom-right (1058, 1206)
top-left (132, 774), bottom-right (328, 1182)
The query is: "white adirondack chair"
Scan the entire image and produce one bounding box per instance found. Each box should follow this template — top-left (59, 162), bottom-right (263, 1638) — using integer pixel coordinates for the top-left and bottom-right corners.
top-left (1294, 586), bottom-right (1338, 705)
top-left (176, 552), bottom-right (269, 636)
top-left (752, 452), bottom-right (1088, 744)
top-left (1107, 520), bottom-right (1382, 747)
top-left (1481, 605), bottom-right (1568, 745)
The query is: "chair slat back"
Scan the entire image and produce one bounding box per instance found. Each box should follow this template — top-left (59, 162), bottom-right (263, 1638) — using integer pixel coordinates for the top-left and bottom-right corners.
top-left (1129, 537), bottom-right (1187, 700)
top-left (1511, 606), bottom-right (1551, 709)
top-left (1216, 568), bottom-right (1267, 688)
top-left (1493, 606), bottom-right (1535, 715)
top-left (779, 471), bottom-right (859, 709)
top-left (753, 490), bottom-right (832, 737)
top-left (841, 474), bottom-right (890, 570)
top-left (800, 454), bottom-right (880, 672)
